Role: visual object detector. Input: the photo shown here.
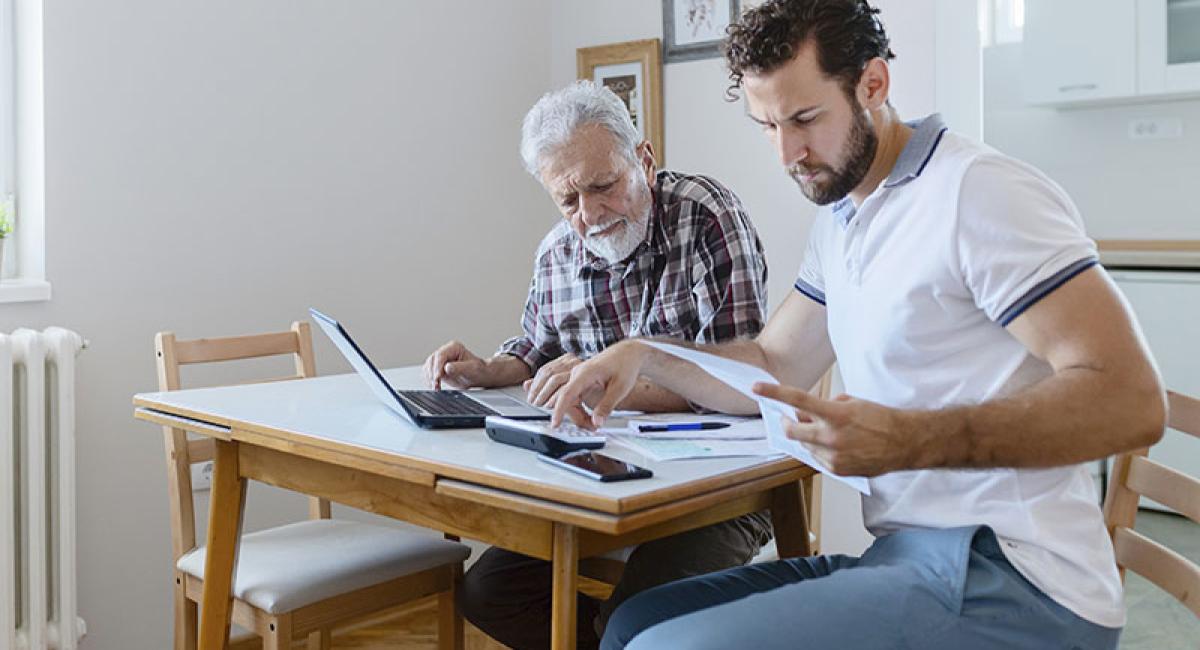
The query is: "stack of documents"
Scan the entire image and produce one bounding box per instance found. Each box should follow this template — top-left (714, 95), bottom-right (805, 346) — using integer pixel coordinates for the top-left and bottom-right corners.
top-left (622, 415), bottom-right (765, 439)
top-left (639, 341), bottom-right (871, 494)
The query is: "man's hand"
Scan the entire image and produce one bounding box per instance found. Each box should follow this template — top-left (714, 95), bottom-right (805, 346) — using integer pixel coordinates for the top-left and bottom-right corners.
top-left (551, 341), bottom-right (647, 429)
top-left (523, 353), bottom-right (583, 408)
top-left (752, 382), bottom-right (928, 477)
top-left (423, 341), bottom-right (490, 389)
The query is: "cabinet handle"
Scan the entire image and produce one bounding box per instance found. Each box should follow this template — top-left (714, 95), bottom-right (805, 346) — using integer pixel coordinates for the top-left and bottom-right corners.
top-left (1058, 83), bottom-right (1099, 93)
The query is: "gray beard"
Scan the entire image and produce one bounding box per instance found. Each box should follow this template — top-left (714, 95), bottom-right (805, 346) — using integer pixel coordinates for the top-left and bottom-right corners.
top-left (583, 213), bottom-right (649, 264)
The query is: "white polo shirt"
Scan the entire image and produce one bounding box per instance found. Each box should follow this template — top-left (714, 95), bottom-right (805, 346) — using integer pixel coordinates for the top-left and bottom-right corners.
top-left (795, 114), bottom-right (1123, 628)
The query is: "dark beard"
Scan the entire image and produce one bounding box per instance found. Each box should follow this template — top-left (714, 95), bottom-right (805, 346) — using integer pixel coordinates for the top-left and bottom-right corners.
top-left (788, 101), bottom-right (878, 206)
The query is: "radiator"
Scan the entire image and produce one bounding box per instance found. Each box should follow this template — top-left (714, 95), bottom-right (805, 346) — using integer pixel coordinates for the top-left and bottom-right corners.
top-left (1, 329), bottom-right (87, 650)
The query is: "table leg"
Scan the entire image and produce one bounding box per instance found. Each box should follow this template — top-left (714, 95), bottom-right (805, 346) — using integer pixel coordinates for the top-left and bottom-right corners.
top-left (198, 440), bottom-right (247, 650)
top-left (770, 479), bottom-right (812, 558)
top-left (551, 522), bottom-right (579, 650)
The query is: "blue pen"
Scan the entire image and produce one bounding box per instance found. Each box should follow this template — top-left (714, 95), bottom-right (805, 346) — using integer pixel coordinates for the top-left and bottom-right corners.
top-left (637, 422), bottom-right (731, 432)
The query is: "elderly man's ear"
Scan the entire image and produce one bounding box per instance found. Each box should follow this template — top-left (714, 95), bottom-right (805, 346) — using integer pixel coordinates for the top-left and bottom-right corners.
top-left (637, 141), bottom-right (657, 185)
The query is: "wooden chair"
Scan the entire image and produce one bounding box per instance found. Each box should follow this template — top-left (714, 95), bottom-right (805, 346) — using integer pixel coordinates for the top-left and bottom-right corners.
top-left (1102, 389), bottom-right (1200, 619)
top-left (156, 322), bottom-right (470, 650)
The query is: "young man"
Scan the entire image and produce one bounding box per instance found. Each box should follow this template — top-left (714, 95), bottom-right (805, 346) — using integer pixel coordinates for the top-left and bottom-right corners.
top-left (422, 81), bottom-right (771, 650)
top-left (551, 2), bottom-right (1165, 649)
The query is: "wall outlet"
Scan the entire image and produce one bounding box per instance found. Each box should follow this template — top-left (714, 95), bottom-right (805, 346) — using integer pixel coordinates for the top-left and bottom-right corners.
top-left (191, 460), bottom-right (214, 491)
top-left (1128, 117), bottom-right (1184, 140)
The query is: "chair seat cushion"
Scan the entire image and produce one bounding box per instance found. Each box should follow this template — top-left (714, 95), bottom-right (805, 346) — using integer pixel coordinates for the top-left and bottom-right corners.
top-left (177, 519), bottom-right (470, 614)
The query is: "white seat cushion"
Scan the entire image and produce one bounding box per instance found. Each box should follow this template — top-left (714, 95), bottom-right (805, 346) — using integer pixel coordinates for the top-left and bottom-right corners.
top-left (177, 519), bottom-right (470, 614)
top-left (599, 545), bottom-right (636, 563)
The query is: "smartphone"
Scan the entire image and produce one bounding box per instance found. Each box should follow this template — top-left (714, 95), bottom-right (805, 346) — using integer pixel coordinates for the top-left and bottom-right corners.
top-left (537, 450), bottom-right (653, 482)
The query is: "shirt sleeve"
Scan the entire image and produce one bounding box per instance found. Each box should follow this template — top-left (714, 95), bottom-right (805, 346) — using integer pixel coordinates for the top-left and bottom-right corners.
top-left (956, 153), bottom-right (1098, 326)
top-left (689, 189), bottom-right (768, 344)
top-left (496, 260), bottom-right (561, 372)
top-left (794, 216), bottom-right (827, 306)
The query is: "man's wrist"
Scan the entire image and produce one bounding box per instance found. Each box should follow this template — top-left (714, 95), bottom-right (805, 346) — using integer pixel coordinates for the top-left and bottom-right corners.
top-left (484, 353), bottom-right (533, 387)
top-left (901, 407), bottom-right (972, 470)
top-left (616, 338), bottom-right (655, 377)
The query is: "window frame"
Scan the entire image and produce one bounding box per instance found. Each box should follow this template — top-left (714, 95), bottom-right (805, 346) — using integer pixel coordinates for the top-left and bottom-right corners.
top-left (0, 0), bottom-right (49, 303)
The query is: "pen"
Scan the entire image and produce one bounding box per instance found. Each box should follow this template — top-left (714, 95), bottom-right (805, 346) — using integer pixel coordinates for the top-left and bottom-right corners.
top-left (637, 422), bottom-right (731, 432)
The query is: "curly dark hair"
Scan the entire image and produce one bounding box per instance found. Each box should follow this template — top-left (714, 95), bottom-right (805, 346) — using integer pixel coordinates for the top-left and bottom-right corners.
top-left (723, 0), bottom-right (895, 100)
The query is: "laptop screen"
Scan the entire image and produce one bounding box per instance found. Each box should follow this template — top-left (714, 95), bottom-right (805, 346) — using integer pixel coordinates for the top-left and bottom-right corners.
top-left (309, 308), bottom-right (416, 421)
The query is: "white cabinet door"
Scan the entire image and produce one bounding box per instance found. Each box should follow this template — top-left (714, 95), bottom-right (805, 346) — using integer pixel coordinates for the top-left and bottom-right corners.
top-left (1138, 0), bottom-right (1200, 95)
top-left (1023, 0), bottom-right (1138, 105)
top-left (1110, 269), bottom-right (1200, 512)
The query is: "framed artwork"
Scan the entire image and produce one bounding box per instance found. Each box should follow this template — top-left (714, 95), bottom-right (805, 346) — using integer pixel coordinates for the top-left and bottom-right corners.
top-left (577, 38), bottom-right (665, 164)
top-left (663, 0), bottom-right (741, 63)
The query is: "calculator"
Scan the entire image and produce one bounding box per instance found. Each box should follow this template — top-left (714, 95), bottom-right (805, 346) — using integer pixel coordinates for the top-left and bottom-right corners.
top-left (484, 416), bottom-right (607, 455)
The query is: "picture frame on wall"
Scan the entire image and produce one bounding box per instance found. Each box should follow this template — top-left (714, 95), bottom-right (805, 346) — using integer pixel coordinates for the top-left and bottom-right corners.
top-left (577, 38), bottom-right (665, 164)
top-left (663, 0), bottom-right (741, 63)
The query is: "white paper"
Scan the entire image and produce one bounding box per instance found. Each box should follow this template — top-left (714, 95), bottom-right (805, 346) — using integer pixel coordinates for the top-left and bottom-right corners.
top-left (609, 434), bottom-right (778, 462)
top-left (642, 341), bottom-right (871, 494)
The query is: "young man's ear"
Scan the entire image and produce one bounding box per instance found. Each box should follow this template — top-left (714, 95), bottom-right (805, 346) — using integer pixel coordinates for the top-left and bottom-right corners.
top-left (637, 140), bottom-right (657, 185)
top-left (856, 56), bottom-right (891, 111)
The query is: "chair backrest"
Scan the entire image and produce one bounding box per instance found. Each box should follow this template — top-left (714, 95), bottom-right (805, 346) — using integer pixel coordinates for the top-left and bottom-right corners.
top-left (155, 321), bottom-right (327, 562)
top-left (1102, 390), bottom-right (1200, 618)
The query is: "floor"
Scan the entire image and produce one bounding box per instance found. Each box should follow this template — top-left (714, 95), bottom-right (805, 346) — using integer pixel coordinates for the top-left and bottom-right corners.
top-left (232, 510), bottom-right (1198, 649)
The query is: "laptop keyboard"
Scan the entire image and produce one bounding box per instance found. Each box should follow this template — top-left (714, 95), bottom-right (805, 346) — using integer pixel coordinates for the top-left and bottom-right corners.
top-left (399, 390), bottom-right (499, 416)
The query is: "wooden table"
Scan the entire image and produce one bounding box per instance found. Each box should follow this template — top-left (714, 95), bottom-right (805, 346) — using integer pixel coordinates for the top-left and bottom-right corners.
top-left (134, 367), bottom-right (814, 649)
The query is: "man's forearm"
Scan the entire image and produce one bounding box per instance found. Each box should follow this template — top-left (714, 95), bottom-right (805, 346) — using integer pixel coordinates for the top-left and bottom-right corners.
top-left (631, 338), bottom-right (773, 415)
top-left (906, 367), bottom-right (1166, 470)
top-left (616, 378), bottom-right (692, 413)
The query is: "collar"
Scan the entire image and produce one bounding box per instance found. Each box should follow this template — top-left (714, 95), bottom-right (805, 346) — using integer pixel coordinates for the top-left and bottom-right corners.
top-left (882, 113), bottom-right (947, 189)
top-left (830, 113), bottom-right (947, 226)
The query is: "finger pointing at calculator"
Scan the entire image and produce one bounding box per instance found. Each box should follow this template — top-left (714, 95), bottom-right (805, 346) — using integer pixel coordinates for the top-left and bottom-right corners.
top-left (551, 341), bottom-right (647, 429)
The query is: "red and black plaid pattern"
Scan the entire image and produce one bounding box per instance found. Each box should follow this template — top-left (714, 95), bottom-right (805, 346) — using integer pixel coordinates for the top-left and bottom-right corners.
top-left (498, 171), bottom-right (768, 371)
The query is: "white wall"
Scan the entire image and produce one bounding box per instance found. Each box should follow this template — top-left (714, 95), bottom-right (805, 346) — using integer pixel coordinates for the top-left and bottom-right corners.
top-left (984, 43), bottom-right (1200, 239)
top-left (0, 2), bottom-right (551, 647)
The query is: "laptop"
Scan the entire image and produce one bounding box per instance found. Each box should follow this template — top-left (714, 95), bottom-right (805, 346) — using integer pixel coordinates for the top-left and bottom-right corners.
top-left (310, 308), bottom-right (550, 429)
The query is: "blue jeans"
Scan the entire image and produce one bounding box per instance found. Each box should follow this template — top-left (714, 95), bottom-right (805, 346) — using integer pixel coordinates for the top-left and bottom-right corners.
top-left (602, 526), bottom-right (1121, 650)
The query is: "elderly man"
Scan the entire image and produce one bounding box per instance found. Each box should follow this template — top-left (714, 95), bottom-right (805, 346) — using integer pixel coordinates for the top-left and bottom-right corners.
top-left (553, 2), bottom-right (1165, 649)
top-left (422, 80), bottom-right (771, 650)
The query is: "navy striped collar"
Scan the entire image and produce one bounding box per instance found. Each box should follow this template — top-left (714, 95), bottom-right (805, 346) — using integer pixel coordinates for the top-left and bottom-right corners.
top-left (883, 113), bottom-right (947, 189)
top-left (830, 113), bottom-right (948, 225)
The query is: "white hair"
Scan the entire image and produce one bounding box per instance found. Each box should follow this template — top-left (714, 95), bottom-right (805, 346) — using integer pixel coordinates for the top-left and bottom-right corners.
top-left (520, 80), bottom-right (641, 178)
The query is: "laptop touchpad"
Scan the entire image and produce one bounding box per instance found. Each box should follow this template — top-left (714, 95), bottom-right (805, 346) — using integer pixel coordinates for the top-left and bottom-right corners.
top-left (472, 392), bottom-right (547, 416)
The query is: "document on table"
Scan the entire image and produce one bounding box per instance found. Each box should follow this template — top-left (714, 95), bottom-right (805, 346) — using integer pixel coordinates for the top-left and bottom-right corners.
top-left (609, 435), bottom-right (778, 461)
top-left (642, 341), bottom-right (871, 494)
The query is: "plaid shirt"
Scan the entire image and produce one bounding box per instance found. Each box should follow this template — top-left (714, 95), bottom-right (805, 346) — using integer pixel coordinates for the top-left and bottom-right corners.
top-left (498, 170), bottom-right (768, 371)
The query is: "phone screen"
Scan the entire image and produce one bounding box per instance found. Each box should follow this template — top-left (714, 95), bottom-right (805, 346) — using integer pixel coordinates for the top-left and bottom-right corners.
top-left (543, 450), bottom-right (653, 481)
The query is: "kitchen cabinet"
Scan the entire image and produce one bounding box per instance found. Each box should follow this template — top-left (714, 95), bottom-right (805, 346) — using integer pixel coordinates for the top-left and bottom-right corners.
top-left (1138, 0), bottom-right (1200, 95)
top-left (1023, 0), bottom-right (1138, 105)
top-left (1109, 268), bottom-right (1200, 512)
top-left (1023, 0), bottom-right (1200, 106)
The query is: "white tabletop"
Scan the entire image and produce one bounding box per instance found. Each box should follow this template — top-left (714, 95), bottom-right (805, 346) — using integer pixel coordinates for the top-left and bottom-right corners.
top-left (135, 367), bottom-right (795, 513)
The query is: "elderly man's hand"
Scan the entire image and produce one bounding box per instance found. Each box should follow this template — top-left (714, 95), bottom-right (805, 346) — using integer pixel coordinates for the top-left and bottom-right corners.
top-left (423, 341), bottom-right (490, 390)
top-left (751, 382), bottom-right (926, 477)
top-left (523, 353), bottom-right (583, 408)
